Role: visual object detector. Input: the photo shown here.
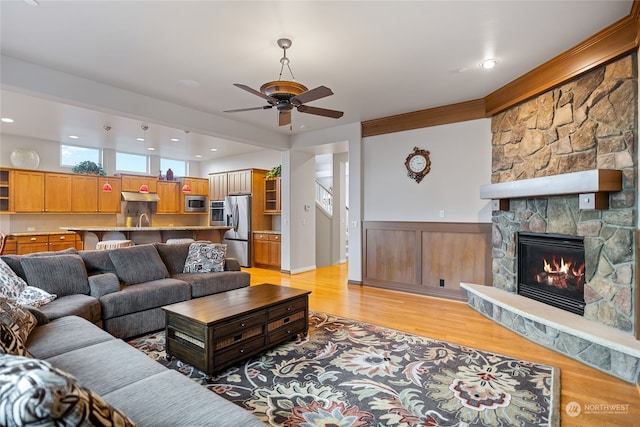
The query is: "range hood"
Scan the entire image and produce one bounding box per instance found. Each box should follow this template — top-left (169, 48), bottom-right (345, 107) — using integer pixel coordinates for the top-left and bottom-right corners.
top-left (121, 191), bottom-right (160, 202)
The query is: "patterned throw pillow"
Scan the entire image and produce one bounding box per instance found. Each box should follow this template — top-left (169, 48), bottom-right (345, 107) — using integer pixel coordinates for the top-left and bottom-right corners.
top-left (0, 297), bottom-right (36, 357)
top-left (0, 355), bottom-right (137, 427)
top-left (15, 286), bottom-right (57, 308)
top-left (0, 258), bottom-right (27, 299)
top-left (183, 243), bottom-right (227, 273)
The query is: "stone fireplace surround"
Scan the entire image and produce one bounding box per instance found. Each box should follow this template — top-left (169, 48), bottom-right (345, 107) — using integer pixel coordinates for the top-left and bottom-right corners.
top-left (462, 54), bottom-right (640, 384)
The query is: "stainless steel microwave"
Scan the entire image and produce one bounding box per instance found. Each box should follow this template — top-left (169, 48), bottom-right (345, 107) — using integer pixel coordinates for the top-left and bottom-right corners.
top-left (184, 195), bottom-right (207, 212)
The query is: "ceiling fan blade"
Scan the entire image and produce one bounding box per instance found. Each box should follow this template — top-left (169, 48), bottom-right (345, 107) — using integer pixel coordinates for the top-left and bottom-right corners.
top-left (297, 105), bottom-right (344, 119)
top-left (223, 105), bottom-right (273, 113)
top-left (233, 83), bottom-right (278, 103)
top-left (291, 86), bottom-right (334, 105)
top-left (279, 110), bottom-right (291, 127)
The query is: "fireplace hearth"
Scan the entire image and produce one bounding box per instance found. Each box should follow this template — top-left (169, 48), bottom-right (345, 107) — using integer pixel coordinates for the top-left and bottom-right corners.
top-left (517, 232), bottom-right (586, 315)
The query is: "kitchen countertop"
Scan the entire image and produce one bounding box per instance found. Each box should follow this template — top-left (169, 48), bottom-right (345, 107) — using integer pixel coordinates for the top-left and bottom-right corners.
top-left (9, 230), bottom-right (79, 237)
top-left (253, 230), bottom-right (281, 234)
top-left (60, 226), bottom-right (232, 232)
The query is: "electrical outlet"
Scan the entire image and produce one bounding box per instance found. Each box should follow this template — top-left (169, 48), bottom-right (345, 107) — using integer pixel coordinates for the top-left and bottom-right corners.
top-left (439, 279), bottom-right (445, 287)
top-left (27, 227), bottom-right (35, 232)
top-left (439, 210), bottom-right (445, 219)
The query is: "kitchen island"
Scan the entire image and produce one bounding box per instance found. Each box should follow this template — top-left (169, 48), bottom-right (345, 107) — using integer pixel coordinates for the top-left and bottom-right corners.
top-left (61, 226), bottom-right (232, 249)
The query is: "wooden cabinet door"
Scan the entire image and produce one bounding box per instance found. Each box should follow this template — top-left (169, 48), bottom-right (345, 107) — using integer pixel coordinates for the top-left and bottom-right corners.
top-left (98, 177), bottom-right (122, 213)
top-left (48, 234), bottom-right (77, 251)
top-left (71, 175), bottom-right (98, 212)
top-left (268, 235), bottom-right (281, 267)
top-left (184, 178), bottom-right (208, 195)
top-left (264, 178), bottom-right (281, 214)
top-left (121, 175), bottom-right (158, 193)
top-left (11, 170), bottom-right (45, 212)
top-left (253, 235), bottom-right (269, 265)
top-left (228, 170), bottom-right (252, 194)
top-left (157, 181), bottom-right (179, 213)
top-left (45, 173), bottom-right (72, 213)
top-left (209, 173), bottom-right (228, 200)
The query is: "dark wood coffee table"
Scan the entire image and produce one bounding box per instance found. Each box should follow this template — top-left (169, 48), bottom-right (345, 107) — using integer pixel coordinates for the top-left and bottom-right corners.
top-left (162, 284), bottom-right (311, 374)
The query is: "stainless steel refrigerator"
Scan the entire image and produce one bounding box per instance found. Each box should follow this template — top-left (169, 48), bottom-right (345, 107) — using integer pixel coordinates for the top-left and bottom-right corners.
top-left (223, 195), bottom-right (251, 267)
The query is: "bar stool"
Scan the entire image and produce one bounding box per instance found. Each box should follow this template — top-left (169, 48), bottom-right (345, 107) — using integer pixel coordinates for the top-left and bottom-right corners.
top-left (166, 238), bottom-right (195, 245)
top-left (96, 240), bottom-right (134, 250)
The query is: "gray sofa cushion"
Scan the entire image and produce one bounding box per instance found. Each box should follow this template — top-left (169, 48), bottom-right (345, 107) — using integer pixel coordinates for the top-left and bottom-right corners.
top-left (99, 278), bottom-right (190, 319)
top-left (102, 370), bottom-right (266, 427)
top-left (20, 254), bottom-right (90, 297)
top-left (37, 294), bottom-right (101, 324)
top-left (26, 316), bottom-right (115, 360)
top-left (154, 242), bottom-right (190, 275)
top-left (79, 249), bottom-right (117, 276)
top-left (88, 273), bottom-right (121, 299)
top-left (108, 245), bottom-right (169, 285)
top-left (173, 271), bottom-right (251, 298)
top-left (1, 249), bottom-right (78, 282)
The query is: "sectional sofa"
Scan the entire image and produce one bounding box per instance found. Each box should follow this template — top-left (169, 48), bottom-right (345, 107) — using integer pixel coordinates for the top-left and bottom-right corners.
top-left (0, 241), bottom-right (266, 426)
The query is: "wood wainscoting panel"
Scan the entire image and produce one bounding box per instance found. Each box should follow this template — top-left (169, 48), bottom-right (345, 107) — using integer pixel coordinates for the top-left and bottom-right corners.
top-left (363, 221), bottom-right (492, 301)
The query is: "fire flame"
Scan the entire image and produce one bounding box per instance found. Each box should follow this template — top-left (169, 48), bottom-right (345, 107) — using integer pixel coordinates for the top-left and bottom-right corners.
top-left (543, 258), bottom-right (584, 277)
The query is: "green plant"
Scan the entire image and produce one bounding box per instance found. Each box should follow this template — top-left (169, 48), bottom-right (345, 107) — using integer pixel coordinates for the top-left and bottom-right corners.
top-left (72, 160), bottom-right (106, 176)
top-left (266, 165), bottom-right (281, 178)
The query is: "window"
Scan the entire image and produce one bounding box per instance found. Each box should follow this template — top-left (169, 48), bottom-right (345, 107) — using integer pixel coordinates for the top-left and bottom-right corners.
top-left (116, 152), bottom-right (148, 174)
top-left (160, 158), bottom-right (186, 178)
top-left (61, 145), bottom-right (100, 167)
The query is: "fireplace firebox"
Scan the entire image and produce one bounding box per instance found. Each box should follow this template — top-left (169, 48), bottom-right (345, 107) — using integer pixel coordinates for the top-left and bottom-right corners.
top-left (517, 232), bottom-right (586, 315)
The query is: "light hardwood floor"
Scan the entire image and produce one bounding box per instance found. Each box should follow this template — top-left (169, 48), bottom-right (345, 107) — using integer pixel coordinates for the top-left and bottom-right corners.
top-left (245, 263), bottom-right (640, 427)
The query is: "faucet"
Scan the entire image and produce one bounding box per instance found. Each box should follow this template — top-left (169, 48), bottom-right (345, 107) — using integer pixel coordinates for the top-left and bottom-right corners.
top-left (137, 213), bottom-right (149, 228)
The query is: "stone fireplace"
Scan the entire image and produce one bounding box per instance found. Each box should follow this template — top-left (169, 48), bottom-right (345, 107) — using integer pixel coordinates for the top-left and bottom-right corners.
top-left (462, 53), bottom-right (640, 383)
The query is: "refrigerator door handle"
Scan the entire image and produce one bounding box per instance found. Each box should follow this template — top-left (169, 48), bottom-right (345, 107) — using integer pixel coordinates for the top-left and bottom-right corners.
top-left (233, 202), bottom-right (240, 232)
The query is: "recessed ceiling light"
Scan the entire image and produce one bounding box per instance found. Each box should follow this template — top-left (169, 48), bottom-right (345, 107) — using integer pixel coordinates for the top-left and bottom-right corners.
top-left (170, 138), bottom-right (180, 142)
top-left (24, 0), bottom-right (39, 6)
top-left (69, 135), bottom-right (79, 139)
top-left (1, 118), bottom-right (14, 123)
top-left (195, 155), bottom-right (203, 158)
top-left (147, 147), bottom-right (155, 151)
top-left (210, 148), bottom-right (218, 152)
top-left (481, 58), bottom-right (500, 69)
top-left (136, 137), bottom-right (145, 142)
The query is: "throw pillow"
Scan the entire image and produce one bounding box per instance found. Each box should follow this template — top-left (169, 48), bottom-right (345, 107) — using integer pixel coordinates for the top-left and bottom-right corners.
top-left (20, 254), bottom-right (90, 297)
top-left (183, 242), bottom-right (227, 273)
top-left (108, 245), bottom-right (169, 285)
top-left (0, 257), bottom-right (27, 299)
top-left (15, 286), bottom-right (57, 308)
top-left (0, 297), bottom-right (36, 357)
top-left (0, 355), bottom-right (137, 427)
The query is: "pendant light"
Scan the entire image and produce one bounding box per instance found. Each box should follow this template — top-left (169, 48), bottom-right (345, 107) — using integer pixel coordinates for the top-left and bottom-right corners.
top-left (181, 130), bottom-right (192, 193)
top-left (101, 126), bottom-right (113, 192)
top-left (139, 125), bottom-right (149, 193)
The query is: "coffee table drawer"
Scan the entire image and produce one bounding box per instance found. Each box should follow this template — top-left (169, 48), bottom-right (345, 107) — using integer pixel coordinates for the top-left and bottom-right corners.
top-left (214, 335), bottom-right (266, 370)
top-left (213, 311), bottom-right (266, 339)
top-left (166, 312), bottom-right (206, 341)
top-left (268, 297), bottom-right (307, 320)
top-left (268, 318), bottom-right (306, 344)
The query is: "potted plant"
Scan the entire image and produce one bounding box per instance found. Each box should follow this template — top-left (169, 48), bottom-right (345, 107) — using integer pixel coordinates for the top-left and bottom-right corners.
top-left (72, 160), bottom-right (106, 176)
top-left (266, 165), bottom-right (281, 178)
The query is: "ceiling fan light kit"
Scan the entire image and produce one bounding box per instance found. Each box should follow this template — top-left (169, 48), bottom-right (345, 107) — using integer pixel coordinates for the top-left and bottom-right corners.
top-left (224, 38), bottom-right (343, 127)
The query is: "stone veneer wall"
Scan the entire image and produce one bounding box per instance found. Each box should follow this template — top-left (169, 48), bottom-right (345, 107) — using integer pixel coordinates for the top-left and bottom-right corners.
top-left (490, 54), bottom-right (637, 334)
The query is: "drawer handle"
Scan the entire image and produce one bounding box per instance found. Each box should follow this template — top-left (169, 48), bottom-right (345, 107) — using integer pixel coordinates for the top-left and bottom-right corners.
top-left (59, 236), bottom-right (65, 240)
top-left (30, 237), bottom-right (36, 241)
top-left (286, 329), bottom-right (291, 334)
top-left (283, 317), bottom-right (290, 324)
top-left (240, 322), bottom-right (245, 327)
top-left (287, 307), bottom-right (292, 311)
top-left (239, 348), bottom-right (244, 354)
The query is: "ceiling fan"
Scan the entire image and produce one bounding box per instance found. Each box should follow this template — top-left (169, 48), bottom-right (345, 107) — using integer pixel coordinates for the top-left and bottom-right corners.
top-left (224, 38), bottom-right (344, 127)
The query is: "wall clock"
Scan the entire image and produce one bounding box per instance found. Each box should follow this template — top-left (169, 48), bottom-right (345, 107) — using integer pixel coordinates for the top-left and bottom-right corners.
top-left (404, 147), bottom-right (431, 183)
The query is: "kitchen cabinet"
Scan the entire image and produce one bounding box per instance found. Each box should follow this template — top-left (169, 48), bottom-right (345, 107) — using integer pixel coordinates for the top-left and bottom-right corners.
top-left (121, 174), bottom-right (158, 193)
top-left (45, 173), bottom-right (72, 213)
top-left (71, 175), bottom-right (98, 212)
top-left (15, 233), bottom-right (80, 255)
top-left (98, 177), bottom-right (122, 213)
top-left (0, 169), bottom-right (9, 212)
top-left (209, 173), bottom-right (228, 201)
top-left (183, 177), bottom-right (208, 195)
top-left (11, 170), bottom-right (45, 213)
top-left (264, 177), bottom-right (281, 214)
top-left (157, 181), bottom-right (180, 213)
top-left (227, 170), bottom-right (253, 195)
top-left (253, 232), bottom-right (281, 270)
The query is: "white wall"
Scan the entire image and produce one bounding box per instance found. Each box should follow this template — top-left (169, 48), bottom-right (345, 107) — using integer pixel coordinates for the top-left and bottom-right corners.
top-left (363, 119), bottom-right (493, 223)
top-left (1, 135), bottom-right (70, 172)
top-left (200, 149), bottom-right (282, 175)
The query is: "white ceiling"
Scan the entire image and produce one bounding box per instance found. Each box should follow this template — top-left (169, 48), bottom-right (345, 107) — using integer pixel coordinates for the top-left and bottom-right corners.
top-left (0, 0), bottom-right (633, 162)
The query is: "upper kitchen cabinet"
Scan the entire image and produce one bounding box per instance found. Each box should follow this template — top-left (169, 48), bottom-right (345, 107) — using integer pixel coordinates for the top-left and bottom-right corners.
top-left (157, 181), bottom-right (180, 213)
top-left (98, 177), bottom-right (122, 213)
top-left (0, 169), bottom-right (9, 212)
top-left (121, 174), bottom-right (158, 193)
top-left (264, 177), bottom-right (281, 214)
top-left (227, 170), bottom-right (253, 195)
top-left (182, 177), bottom-right (208, 196)
top-left (209, 173), bottom-right (228, 201)
top-left (11, 170), bottom-right (45, 213)
top-left (45, 173), bottom-right (72, 213)
top-left (71, 175), bottom-right (98, 212)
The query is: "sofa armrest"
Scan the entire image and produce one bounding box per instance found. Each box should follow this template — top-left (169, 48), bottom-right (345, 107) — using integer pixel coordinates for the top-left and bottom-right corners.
top-left (88, 273), bottom-right (121, 299)
top-left (224, 257), bottom-right (241, 271)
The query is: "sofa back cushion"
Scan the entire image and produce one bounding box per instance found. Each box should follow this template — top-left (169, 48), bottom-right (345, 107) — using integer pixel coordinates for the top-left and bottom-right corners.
top-left (108, 244), bottom-right (169, 285)
top-left (20, 255), bottom-right (90, 297)
top-left (154, 242), bottom-right (191, 275)
top-left (79, 250), bottom-right (117, 276)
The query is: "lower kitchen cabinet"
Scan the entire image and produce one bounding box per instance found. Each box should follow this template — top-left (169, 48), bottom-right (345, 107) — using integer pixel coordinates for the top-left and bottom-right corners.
top-left (253, 232), bottom-right (281, 270)
top-left (15, 233), bottom-right (81, 255)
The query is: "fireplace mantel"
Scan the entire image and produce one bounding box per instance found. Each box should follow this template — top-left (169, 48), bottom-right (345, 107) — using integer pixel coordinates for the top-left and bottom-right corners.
top-left (480, 169), bottom-right (622, 210)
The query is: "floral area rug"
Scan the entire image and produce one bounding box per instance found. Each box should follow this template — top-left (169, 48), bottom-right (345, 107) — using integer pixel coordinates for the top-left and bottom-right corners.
top-left (128, 311), bottom-right (560, 426)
